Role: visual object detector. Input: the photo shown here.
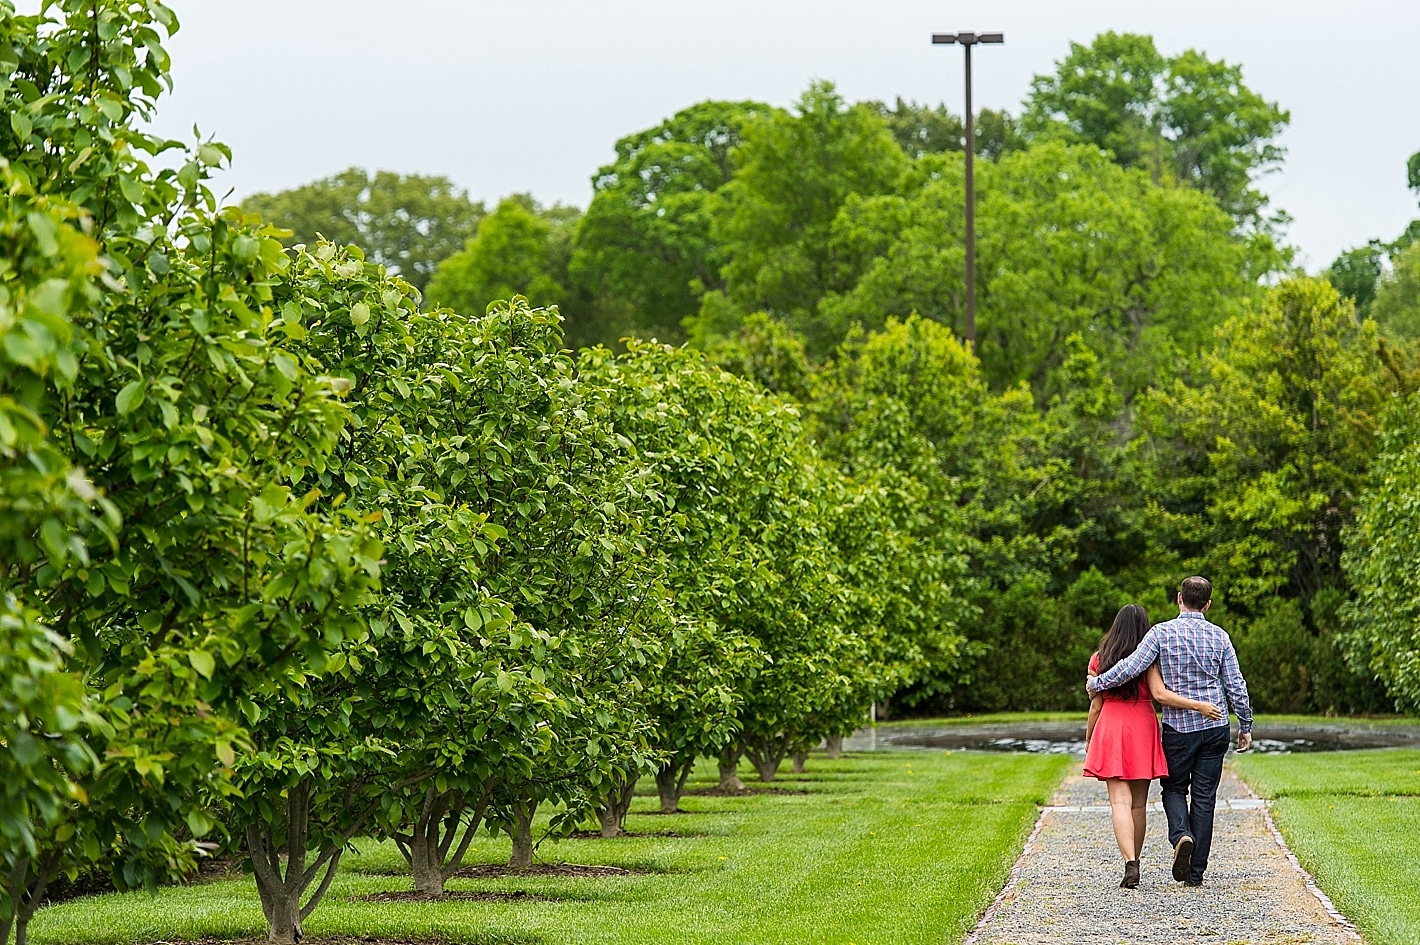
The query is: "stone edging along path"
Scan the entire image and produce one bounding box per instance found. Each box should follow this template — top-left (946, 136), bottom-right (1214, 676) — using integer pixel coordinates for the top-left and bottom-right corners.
top-left (965, 770), bottom-right (1361, 945)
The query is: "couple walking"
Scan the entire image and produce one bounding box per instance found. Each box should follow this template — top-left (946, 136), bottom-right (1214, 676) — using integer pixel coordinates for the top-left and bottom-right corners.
top-left (1083, 576), bottom-right (1253, 889)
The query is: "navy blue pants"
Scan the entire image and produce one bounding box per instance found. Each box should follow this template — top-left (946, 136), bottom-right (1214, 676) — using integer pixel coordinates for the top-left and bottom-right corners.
top-left (1159, 723), bottom-right (1230, 882)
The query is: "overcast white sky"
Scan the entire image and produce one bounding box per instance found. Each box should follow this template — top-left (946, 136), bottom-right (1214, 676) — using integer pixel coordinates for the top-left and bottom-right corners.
top-left (94, 1), bottom-right (1420, 268)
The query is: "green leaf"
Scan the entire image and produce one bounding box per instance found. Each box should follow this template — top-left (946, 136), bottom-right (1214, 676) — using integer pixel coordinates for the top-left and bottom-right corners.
top-left (115, 380), bottom-right (145, 415)
top-left (26, 212), bottom-right (59, 256)
top-left (25, 279), bottom-right (68, 317)
top-left (186, 808), bottom-right (215, 837)
top-left (232, 234), bottom-right (259, 263)
top-left (188, 650), bottom-right (215, 679)
top-left (272, 352), bottom-right (298, 381)
top-left (39, 517), bottom-right (68, 564)
top-left (3, 330), bottom-right (45, 369)
top-left (118, 174), bottom-right (145, 204)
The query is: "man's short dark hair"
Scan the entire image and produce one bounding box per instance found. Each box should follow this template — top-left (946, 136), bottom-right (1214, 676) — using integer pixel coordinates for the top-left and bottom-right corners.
top-left (1180, 576), bottom-right (1212, 610)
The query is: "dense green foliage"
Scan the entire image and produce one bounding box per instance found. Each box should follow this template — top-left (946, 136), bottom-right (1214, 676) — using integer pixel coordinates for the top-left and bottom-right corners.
top-left (424, 195), bottom-right (583, 335)
top-left (871, 97), bottom-right (1022, 161)
top-left (1138, 279), bottom-right (1390, 712)
top-left (1021, 31), bottom-right (1289, 229)
top-left (568, 101), bottom-right (769, 346)
top-left (1372, 240), bottom-right (1420, 342)
top-left (816, 141), bottom-right (1251, 395)
top-left (1343, 391), bottom-right (1420, 710)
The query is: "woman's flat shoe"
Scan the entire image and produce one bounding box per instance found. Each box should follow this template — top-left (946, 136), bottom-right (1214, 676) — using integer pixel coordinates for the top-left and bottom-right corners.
top-left (1120, 859), bottom-right (1140, 888)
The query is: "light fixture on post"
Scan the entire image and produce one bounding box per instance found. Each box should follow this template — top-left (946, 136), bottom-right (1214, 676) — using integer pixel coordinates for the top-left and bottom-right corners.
top-left (931, 30), bottom-right (1003, 346)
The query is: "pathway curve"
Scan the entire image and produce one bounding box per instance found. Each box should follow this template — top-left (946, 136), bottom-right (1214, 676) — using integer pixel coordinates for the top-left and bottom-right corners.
top-left (967, 770), bottom-right (1359, 945)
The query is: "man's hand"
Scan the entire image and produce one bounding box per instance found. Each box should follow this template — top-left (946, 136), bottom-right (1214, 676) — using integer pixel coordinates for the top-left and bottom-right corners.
top-left (1237, 731), bottom-right (1252, 753)
top-left (1085, 674), bottom-right (1098, 697)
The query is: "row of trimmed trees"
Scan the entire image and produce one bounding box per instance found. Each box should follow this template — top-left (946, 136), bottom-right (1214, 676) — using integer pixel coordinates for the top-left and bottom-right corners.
top-left (0, 4), bottom-right (966, 944)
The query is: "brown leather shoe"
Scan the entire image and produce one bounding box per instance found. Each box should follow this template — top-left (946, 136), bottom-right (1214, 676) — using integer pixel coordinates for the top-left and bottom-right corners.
top-left (1172, 836), bottom-right (1194, 882)
top-left (1120, 859), bottom-right (1140, 888)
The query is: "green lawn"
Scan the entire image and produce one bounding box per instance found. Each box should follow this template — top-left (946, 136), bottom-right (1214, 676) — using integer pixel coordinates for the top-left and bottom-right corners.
top-left (32, 751), bottom-right (1071, 945)
top-left (1235, 748), bottom-right (1420, 945)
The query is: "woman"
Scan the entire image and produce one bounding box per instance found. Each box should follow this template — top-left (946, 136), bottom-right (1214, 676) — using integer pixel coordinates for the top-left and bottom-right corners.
top-left (1084, 604), bottom-right (1222, 889)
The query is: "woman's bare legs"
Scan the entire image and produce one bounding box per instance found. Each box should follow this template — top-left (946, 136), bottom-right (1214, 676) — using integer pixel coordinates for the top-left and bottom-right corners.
top-left (1106, 778), bottom-right (1136, 860)
top-left (1130, 779), bottom-right (1150, 860)
top-left (1107, 778), bottom-right (1151, 887)
top-left (1106, 779), bottom-right (1152, 860)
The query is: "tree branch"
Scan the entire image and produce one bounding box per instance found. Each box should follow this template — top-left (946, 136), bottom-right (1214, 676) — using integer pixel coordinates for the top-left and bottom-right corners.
top-left (299, 849), bottom-right (342, 922)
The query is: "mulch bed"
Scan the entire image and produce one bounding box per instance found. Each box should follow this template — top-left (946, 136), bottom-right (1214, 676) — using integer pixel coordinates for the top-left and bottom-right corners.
top-left (450, 862), bottom-right (640, 879)
top-left (42, 853), bottom-right (244, 907)
top-left (357, 889), bottom-right (554, 904)
top-left (189, 853), bottom-right (245, 884)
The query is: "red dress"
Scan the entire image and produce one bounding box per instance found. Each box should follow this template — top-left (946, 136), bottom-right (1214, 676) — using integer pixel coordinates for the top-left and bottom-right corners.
top-left (1083, 652), bottom-right (1169, 781)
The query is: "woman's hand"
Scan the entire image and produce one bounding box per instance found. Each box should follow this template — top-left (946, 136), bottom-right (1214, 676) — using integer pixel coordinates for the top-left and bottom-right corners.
top-left (1147, 666), bottom-right (1227, 722)
top-left (1195, 701), bottom-right (1224, 721)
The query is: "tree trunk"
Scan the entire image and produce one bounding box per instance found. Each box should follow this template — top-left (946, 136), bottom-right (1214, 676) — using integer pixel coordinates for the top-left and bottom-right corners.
top-left (409, 836), bottom-right (444, 897)
top-left (745, 736), bottom-right (789, 782)
top-left (825, 735), bottom-right (844, 760)
top-left (507, 791), bottom-right (537, 870)
top-left (792, 750), bottom-right (808, 774)
top-left (655, 759), bottom-right (694, 814)
top-left (717, 744), bottom-right (745, 791)
top-left (246, 779), bottom-right (345, 945)
top-left (595, 775), bottom-right (639, 838)
top-left (262, 889), bottom-right (303, 945)
top-left (394, 787), bottom-right (487, 898)
top-left (9, 850), bottom-right (59, 945)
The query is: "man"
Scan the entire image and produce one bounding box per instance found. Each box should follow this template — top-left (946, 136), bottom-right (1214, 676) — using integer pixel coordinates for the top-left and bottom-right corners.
top-left (1088, 576), bottom-right (1252, 886)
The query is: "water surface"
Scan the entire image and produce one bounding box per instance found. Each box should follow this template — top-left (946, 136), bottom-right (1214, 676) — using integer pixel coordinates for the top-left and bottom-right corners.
top-left (845, 720), bottom-right (1420, 755)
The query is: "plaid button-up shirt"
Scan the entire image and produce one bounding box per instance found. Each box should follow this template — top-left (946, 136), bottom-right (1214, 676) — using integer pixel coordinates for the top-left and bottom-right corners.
top-left (1090, 610), bottom-right (1253, 734)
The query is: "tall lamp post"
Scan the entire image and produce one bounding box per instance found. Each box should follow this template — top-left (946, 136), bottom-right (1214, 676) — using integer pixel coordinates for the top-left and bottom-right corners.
top-left (931, 30), bottom-right (1003, 346)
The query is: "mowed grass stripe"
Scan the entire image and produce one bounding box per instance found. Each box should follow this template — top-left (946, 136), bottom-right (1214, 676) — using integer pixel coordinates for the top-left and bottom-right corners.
top-left (32, 751), bottom-right (1070, 945)
top-left (1267, 796), bottom-right (1420, 945)
top-left (1236, 748), bottom-right (1420, 798)
top-left (1236, 748), bottom-right (1420, 945)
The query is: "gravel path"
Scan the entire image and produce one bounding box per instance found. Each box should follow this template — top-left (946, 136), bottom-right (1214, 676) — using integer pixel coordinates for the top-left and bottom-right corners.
top-left (967, 769), bottom-right (1358, 945)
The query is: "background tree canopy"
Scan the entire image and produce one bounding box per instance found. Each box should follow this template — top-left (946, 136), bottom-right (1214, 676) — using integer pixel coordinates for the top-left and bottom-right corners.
top-left (1021, 31), bottom-right (1290, 230)
top-left (241, 168), bottom-right (484, 292)
top-left (424, 194), bottom-right (580, 324)
top-left (568, 100), bottom-right (771, 346)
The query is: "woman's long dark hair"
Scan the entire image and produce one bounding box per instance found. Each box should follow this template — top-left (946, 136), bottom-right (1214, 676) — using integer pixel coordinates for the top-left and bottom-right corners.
top-left (1096, 604), bottom-right (1151, 694)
